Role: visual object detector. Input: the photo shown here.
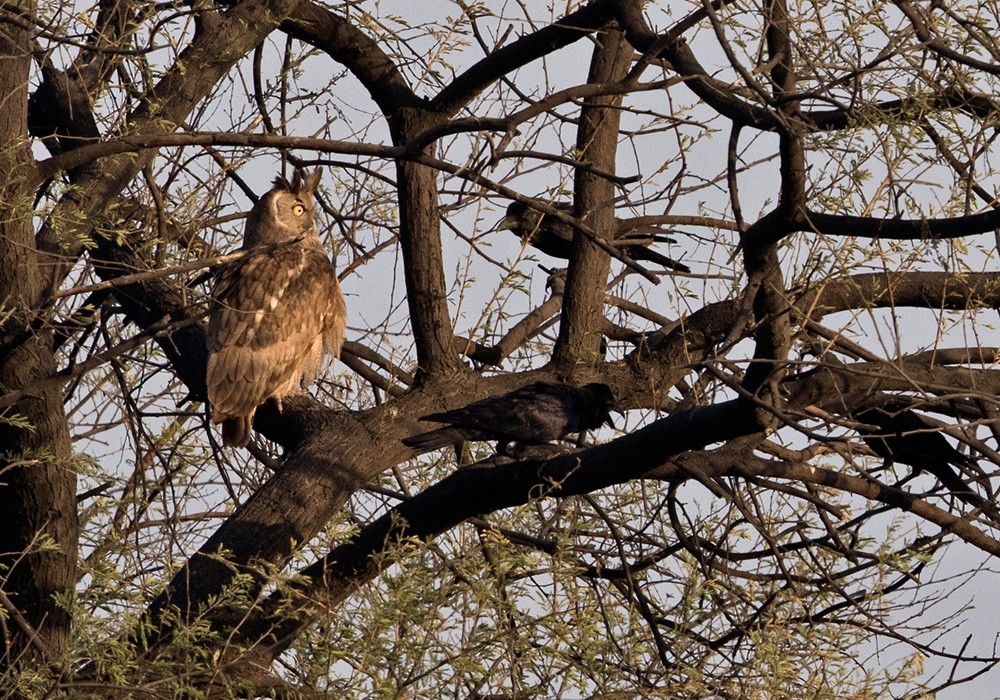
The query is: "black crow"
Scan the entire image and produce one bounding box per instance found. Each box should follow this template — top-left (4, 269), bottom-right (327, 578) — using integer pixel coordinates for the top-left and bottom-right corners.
top-left (498, 201), bottom-right (690, 273)
top-left (855, 407), bottom-right (997, 517)
top-left (28, 65), bottom-right (100, 157)
top-left (403, 382), bottom-right (614, 454)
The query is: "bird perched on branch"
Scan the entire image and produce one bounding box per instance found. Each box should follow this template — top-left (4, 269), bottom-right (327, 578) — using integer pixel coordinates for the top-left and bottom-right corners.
top-left (28, 64), bottom-right (100, 157)
top-left (855, 407), bottom-right (997, 517)
top-left (498, 201), bottom-right (690, 273)
top-left (206, 169), bottom-right (347, 447)
top-left (403, 381), bottom-right (615, 455)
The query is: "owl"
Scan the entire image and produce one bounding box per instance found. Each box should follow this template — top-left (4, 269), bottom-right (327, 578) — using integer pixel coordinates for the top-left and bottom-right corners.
top-left (206, 169), bottom-right (347, 447)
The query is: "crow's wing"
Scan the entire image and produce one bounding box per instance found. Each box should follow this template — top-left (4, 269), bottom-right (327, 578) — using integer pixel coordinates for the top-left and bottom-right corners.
top-left (420, 383), bottom-right (584, 444)
top-left (857, 408), bottom-right (994, 514)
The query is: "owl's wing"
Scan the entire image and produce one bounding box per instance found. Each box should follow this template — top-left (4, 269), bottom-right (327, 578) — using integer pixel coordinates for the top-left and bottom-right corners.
top-left (321, 269), bottom-right (347, 359)
top-left (281, 247), bottom-right (344, 383)
top-left (207, 251), bottom-right (291, 419)
top-left (206, 245), bottom-right (333, 422)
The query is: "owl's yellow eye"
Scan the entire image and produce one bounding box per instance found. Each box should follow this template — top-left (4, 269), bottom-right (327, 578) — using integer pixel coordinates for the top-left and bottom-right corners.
top-left (292, 204), bottom-right (305, 216)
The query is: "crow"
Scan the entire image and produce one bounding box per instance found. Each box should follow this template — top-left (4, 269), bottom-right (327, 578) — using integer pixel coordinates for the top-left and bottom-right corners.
top-left (855, 407), bottom-right (997, 517)
top-left (28, 64), bottom-right (100, 157)
top-left (403, 382), bottom-right (615, 454)
top-left (498, 201), bottom-right (690, 273)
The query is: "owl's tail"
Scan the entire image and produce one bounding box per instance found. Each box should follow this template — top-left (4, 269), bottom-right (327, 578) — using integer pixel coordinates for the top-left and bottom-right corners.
top-left (221, 415), bottom-right (253, 447)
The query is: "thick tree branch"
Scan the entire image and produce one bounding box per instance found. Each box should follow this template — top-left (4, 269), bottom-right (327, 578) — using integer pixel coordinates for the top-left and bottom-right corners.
top-left (0, 0), bottom-right (76, 667)
top-left (231, 382), bottom-right (1000, 663)
top-left (279, 1), bottom-right (420, 115)
top-left (894, 0), bottom-right (1000, 75)
top-left (802, 207), bottom-right (1000, 240)
top-left (613, 0), bottom-right (1000, 136)
top-left (738, 0), bottom-right (797, 407)
top-left (553, 24), bottom-right (630, 368)
top-left (429, 0), bottom-right (614, 116)
top-left (33, 131), bottom-right (407, 186)
top-left (233, 397), bottom-right (764, 658)
top-left (614, 0), bottom-right (780, 130)
top-left (392, 115), bottom-right (464, 376)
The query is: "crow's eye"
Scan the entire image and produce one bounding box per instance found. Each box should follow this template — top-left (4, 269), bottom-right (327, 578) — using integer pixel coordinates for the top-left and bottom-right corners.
top-left (292, 204), bottom-right (305, 217)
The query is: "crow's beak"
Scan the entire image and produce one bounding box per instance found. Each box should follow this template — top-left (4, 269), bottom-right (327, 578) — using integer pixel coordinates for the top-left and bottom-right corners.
top-left (603, 414), bottom-right (615, 429)
top-left (497, 215), bottom-right (517, 231)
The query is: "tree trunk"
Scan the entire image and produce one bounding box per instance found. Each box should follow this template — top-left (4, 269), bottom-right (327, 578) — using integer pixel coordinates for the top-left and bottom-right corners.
top-left (0, 0), bottom-right (78, 673)
top-left (554, 25), bottom-right (632, 367)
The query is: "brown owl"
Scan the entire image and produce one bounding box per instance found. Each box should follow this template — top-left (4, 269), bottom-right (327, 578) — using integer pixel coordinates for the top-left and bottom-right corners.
top-left (206, 169), bottom-right (347, 447)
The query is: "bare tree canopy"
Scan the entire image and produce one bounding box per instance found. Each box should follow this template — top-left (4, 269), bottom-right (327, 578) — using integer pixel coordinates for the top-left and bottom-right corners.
top-left (4, 0), bottom-right (1000, 696)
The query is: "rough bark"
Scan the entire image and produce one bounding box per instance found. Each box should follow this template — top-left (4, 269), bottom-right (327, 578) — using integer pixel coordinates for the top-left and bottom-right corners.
top-left (553, 25), bottom-right (632, 369)
top-left (0, 0), bottom-right (77, 670)
top-left (393, 109), bottom-right (464, 377)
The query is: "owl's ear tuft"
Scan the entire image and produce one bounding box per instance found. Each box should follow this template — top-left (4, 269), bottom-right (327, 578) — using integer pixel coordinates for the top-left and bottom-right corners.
top-left (272, 174), bottom-right (293, 192)
top-left (304, 169), bottom-right (321, 194)
top-left (283, 169), bottom-right (321, 195)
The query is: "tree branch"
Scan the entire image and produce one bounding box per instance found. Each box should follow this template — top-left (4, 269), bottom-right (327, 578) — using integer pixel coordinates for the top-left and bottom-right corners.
top-left (35, 0), bottom-right (307, 296)
top-left (553, 23), bottom-right (630, 368)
